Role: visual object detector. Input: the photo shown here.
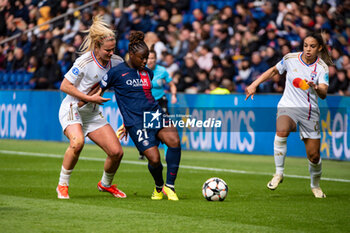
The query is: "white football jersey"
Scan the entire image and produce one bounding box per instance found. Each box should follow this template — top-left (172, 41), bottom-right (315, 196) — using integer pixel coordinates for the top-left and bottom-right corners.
top-left (276, 52), bottom-right (329, 120)
top-left (61, 51), bottom-right (123, 105)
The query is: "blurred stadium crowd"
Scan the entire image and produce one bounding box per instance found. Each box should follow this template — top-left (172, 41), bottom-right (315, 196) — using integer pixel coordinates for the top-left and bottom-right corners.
top-left (0, 0), bottom-right (349, 95)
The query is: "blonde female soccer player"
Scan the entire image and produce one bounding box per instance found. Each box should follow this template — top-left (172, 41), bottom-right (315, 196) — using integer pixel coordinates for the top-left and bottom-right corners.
top-left (245, 32), bottom-right (332, 198)
top-left (57, 16), bottom-right (126, 199)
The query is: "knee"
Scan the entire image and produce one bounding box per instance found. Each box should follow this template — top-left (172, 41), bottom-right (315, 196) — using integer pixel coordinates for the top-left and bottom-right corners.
top-left (167, 135), bottom-right (180, 148)
top-left (109, 149), bottom-right (124, 161)
top-left (148, 156), bottom-right (160, 166)
top-left (69, 136), bottom-right (84, 154)
top-left (308, 152), bottom-right (320, 164)
top-left (276, 131), bottom-right (289, 138)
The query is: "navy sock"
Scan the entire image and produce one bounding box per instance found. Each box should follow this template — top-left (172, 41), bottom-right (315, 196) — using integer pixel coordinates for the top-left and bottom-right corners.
top-left (165, 147), bottom-right (181, 186)
top-left (148, 163), bottom-right (164, 188)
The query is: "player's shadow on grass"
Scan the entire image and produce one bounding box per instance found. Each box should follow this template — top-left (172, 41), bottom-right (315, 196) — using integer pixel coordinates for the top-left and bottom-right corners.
top-left (70, 194), bottom-right (119, 199)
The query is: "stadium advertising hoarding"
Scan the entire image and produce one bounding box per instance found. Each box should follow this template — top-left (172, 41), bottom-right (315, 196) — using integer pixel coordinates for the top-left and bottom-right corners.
top-left (0, 90), bottom-right (349, 161)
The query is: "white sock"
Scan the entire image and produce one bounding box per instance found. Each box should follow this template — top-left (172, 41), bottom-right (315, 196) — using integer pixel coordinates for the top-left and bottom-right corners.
top-left (59, 166), bottom-right (73, 186)
top-left (165, 184), bottom-right (174, 189)
top-left (274, 135), bottom-right (287, 175)
top-left (101, 171), bottom-right (115, 187)
top-left (309, 158), bottom-right (322, 188)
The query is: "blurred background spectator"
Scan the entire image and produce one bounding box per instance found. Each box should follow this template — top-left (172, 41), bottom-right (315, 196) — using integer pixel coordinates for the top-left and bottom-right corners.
top-left (0, 0), bottom-right (349, 95)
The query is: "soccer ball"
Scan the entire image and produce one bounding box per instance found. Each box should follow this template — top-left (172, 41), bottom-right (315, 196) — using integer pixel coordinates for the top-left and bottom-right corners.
top-left (202, 177), bottom-right (228, 201)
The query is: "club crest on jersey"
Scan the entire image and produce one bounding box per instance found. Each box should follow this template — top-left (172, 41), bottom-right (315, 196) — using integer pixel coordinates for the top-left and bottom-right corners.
top-left (72, 67), bottom-right (79, 75)
top-left (102, 74), bottom-right (108, 81)
top-left (126, 79), bottom-right (149, 87)
top-left (142, 140), bottom-right (149, 146)
top-left (310, 71), bottom-right (317, 80)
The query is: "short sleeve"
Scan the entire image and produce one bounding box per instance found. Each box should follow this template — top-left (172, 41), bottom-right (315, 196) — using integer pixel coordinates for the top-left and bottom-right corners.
top-left (163, 69), bottom-right (172, 83)
top-left (276, 56), bottom-right (287, 75)
top-left (318, 66), bottom-right (329, 86)
top-left (65, 64), bottom-right (84, 84)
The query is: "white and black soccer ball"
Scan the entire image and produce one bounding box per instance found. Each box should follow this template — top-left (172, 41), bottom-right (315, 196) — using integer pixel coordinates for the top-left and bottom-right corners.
top-left (202, 177), bottom-right (228, 201)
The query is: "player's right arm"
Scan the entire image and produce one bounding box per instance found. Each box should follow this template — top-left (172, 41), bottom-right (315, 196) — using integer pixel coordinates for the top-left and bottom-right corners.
top-left (245, 66), bottom-right (279, 100)
top-left (60, 78), bottom-right (110, 105)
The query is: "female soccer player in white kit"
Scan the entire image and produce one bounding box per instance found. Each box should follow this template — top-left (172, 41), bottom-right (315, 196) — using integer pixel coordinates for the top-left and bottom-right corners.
top-left (57, 16), bottom-right (126, 199)
top-left (245, 32), bottom-right (332, 198)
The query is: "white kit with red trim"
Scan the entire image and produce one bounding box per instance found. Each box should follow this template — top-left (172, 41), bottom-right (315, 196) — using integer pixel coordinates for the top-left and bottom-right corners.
top-left (62, 51), bottom-right (123, 105)
top-left (275, 52), bottom-right (329, 121)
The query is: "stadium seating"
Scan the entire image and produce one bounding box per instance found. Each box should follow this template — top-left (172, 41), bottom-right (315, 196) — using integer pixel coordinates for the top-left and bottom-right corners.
top-left (189, 0), bottom-right (237, 12)
top-left (1, 73), bottom-right (10, 90)
top-left (16, 71), bottom-right (26, 89)
top-left (118, 39), bottom-right (129, 57)
top-left (0, 71), bottom-right (3, 89)
top-left (0, 71), bottom-right (34, 90)
top-left (23, 73), bottom-right (33, 89)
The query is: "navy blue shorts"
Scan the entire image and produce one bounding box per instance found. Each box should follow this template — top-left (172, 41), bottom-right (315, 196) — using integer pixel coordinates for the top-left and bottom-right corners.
top-left (126, 124), bottom-right (162, 153)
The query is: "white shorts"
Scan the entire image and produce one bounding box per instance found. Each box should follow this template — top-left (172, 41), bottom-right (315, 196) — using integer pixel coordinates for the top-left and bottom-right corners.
top-left (59, 102), bottom-right (108, 136)
top-left (277, 108), bottom-right (320, 140)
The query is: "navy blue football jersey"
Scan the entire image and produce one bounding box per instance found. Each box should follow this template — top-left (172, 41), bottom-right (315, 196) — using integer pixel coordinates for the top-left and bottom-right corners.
top-left (100, 62), bottom-right (162, 127)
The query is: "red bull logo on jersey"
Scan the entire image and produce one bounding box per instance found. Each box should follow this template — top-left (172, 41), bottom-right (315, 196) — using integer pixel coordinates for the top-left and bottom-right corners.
top-left (126, 79), bottom-right (150, 87)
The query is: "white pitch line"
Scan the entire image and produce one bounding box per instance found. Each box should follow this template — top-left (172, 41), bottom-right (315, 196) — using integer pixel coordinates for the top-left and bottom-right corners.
top-left (1, 150), bottom-right (350, 183)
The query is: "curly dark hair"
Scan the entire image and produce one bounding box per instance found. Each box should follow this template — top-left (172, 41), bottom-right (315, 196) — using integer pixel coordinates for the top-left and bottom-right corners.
top-left (128, 31), bottom-right (148, 54)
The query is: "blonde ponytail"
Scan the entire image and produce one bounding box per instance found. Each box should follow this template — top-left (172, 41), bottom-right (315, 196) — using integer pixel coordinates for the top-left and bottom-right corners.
top-left (79, 15), bottom-right (115, 54)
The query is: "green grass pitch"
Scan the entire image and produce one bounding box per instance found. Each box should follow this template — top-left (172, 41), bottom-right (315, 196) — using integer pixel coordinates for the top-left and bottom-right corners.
top-left (0, 139), bottom-right (349, 233)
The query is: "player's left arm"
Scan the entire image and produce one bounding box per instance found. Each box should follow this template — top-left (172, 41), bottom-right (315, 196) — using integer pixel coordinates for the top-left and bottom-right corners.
top-left (168, 81), bottom-right (177, 104)
top-left (307, 69), bottom-right (329, 100)
top-left (164, 69), bottom-right (177, 104)
top-left (307, 82), bottom-right (328, 99)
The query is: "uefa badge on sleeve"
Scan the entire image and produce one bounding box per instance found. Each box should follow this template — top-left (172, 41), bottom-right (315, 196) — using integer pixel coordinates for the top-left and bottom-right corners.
top-left (143, 109), bottom-right (162, 129)
top-left (72, 67), bottom-right (79, 76)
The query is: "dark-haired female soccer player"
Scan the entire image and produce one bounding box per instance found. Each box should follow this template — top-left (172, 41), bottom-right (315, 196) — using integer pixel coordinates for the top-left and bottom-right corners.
top-left (101, 31), bottom-right (181, 201)
top-left (245, 32), bottom-right (332, 198)
top-left (136, 46), bottom-right (177, 160)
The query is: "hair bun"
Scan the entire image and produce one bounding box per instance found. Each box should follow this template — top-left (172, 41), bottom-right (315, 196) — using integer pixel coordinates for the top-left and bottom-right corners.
top-left (129, 31), bottom-right (145, 44)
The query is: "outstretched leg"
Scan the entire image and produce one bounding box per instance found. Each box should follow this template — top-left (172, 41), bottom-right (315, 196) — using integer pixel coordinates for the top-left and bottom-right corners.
top-left (267, 115), bottom-right (296, 190)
